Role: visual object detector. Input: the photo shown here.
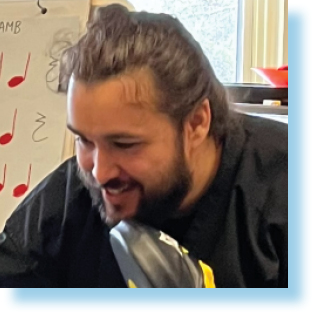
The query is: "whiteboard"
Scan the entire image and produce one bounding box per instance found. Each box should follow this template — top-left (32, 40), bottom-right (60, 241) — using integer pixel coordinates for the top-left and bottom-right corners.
top-left (0, 0), bottom-right (90, 230)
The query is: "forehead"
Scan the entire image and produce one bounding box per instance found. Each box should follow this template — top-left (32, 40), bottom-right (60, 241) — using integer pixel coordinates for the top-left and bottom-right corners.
top-left (66, 70), bottom-right (174, 138)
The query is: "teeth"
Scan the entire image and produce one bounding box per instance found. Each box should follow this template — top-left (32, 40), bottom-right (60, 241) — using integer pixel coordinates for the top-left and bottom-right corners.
top-left (106, 184), bottom-right (129, 195)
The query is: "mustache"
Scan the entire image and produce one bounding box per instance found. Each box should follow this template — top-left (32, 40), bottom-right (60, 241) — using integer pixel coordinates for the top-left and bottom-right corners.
top-left (77, 167), bottom-right (136, 191)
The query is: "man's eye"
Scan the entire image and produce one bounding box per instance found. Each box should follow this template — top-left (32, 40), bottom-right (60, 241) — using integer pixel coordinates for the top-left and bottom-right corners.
top-left (76, 136), bottom-right (92, 146)
top-left (114, 142), bottom-right (139, 149)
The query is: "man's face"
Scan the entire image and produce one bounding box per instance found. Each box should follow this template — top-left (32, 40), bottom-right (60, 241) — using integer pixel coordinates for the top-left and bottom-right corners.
top-left (67, 71), bottom-right (192, 228)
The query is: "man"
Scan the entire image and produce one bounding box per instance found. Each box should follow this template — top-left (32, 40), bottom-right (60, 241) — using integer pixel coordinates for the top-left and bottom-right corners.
top-left (0, 4), bottom-right (287, 287)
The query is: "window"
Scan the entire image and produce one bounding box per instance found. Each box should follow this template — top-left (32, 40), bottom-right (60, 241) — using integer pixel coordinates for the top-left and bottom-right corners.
top-left (130, 0), bottom-right (240, 83)
top-left (91, 0), bottom-right (287, 84)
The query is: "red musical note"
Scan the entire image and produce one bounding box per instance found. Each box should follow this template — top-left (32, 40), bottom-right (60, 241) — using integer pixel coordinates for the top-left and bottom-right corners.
top-left (0, 164), bottom-right (6, 193)
top-left (0, 52), bottom-right (3, 79)
top-left (0, 109), bottom-right (17, 146)
top-left (13, 164), bottom-right (32, 198)
top-left (7, 53), bottom-right (31, 88)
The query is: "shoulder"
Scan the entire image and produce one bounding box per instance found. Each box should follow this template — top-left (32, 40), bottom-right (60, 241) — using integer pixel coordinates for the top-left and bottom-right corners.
top-left (243, 114), bottom-right (287, 153)
top-left (0, 157), bottom-right (94, 286)
top-left (229, 114), bottom-right (288, 217)
top-left (9, 156), bottom-right (85, 217)
top-left (4, 157), bottom-right (92, 251)
top-left (239, 114), bottom-right (287, 178)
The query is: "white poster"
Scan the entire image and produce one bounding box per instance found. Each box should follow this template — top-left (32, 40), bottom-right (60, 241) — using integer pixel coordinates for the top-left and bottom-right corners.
top-left (0, 16), bottom-right (80, 229)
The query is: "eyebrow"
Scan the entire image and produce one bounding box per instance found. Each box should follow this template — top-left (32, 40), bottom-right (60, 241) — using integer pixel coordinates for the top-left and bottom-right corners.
top-left (67, 124), bottom-right (85, 138)
top-left (66, 123), bottom-right (142, 140)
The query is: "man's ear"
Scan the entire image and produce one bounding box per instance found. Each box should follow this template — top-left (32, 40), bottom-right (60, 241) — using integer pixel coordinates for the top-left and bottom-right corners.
top-left (184, 99), bottom-right (211, 151)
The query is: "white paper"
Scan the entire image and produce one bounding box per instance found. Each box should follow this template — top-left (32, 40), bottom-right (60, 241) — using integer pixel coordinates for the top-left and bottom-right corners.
top-left (0, 16), bottom-right (80, 229)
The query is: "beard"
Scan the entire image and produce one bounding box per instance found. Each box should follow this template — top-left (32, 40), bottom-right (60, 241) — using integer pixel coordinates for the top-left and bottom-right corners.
top-left (77, 138), bottom-right (192, 230)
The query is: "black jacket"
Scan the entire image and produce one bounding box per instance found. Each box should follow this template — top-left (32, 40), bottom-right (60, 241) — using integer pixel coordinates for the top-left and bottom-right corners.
top-left (0, 114), bottom-right (288, 287)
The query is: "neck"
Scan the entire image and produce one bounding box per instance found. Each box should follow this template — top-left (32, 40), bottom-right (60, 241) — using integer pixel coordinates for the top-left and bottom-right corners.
top-left (180, 136), bottom-right (222, 211)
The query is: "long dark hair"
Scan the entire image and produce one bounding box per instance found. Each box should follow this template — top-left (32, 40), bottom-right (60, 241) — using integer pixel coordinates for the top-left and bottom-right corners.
top-left (60, 4), bottom-right (232, 142)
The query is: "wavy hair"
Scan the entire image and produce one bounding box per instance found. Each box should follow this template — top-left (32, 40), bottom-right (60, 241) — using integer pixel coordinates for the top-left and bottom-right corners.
top-left (60, 4), bottom-right (232, 142)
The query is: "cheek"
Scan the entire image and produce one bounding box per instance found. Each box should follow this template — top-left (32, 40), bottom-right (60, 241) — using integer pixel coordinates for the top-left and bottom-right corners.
top-left (122, 150), bottom-right (173, 184)
top-left (119, 158), bottom-right (149, 182)
top-left (76, 145), bottom-right (94, 172)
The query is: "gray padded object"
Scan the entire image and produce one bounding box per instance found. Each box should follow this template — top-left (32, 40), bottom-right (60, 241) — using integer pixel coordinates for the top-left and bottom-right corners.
top-left (110, 220), bottom-right (205, 288)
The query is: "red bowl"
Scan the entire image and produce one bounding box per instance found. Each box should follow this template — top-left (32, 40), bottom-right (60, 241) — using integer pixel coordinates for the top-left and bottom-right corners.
top-left (251, 68), bottom-right (288, 87)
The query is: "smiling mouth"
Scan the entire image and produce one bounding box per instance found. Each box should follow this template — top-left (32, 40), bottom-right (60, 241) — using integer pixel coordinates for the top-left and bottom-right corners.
top-left (105, 183), bottom-right (130, 195)
top-left (104, 180), bottom-right (141, 198)
top-left (102, 182), bottom-right (142, 222)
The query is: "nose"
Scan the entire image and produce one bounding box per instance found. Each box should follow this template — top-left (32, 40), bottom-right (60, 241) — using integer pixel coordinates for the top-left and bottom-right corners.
top-left (92, 148), bottom-right (121, 186)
